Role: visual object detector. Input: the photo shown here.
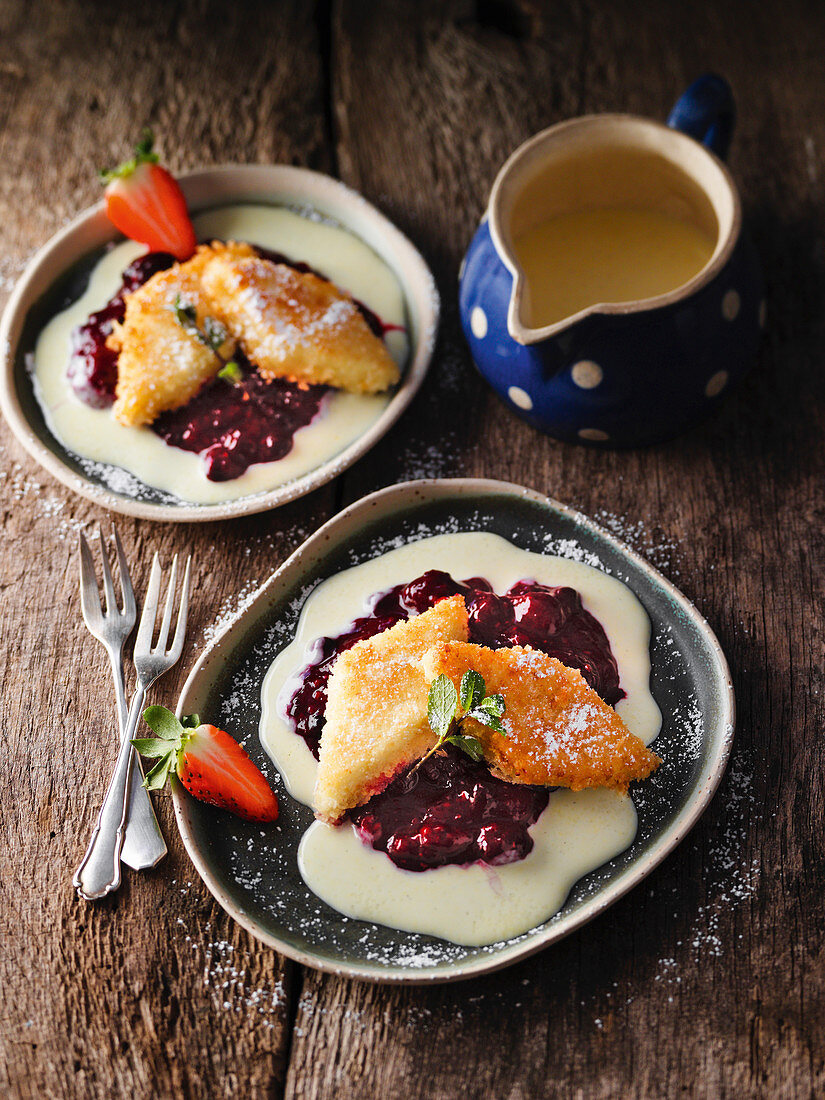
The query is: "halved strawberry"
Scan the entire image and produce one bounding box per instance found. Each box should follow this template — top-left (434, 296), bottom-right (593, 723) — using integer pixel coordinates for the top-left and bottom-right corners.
top-left (100, 131), bottom-right (197, 261)
top-left (133, 706), bottom-right (278, 822)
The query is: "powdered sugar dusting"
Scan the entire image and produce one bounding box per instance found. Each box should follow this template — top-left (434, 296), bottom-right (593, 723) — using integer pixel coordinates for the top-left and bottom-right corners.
top-left (233, 261), bottom-right (364, 355)
top-left (593, 508), bottom-right (683, 578)
top-left (344, 513), bottom-right (612, 573)
top-left (173, 902), bottom-right (287, 1027)
top-left (189, 506), bottom-right (731, 973)
top-left (395, 437), bottom-right (461, 481)
top-left (75, 456), bottom-right (182, 504)
top-left (540, 534), bottom-right (603, 569)
top-left (0, 459), bottom-right (87, 538)
top-left (202, 578), bottom-right (262, 649)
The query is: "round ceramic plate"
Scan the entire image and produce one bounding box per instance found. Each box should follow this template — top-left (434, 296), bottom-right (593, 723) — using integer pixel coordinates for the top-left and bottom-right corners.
top-left (0, 165), bottom-right (438, 522)
top-left (172, 478), bottom-right (734, 984)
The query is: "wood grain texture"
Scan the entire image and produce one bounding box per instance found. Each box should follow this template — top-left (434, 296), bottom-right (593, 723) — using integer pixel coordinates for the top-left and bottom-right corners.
top-left (0, 1), bottom-right (331, 1097)
top-left (1, 0), bottom-right (823, 1097)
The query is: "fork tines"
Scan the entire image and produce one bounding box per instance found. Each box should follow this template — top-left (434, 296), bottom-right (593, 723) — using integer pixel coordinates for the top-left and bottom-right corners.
top-left (138, 552), bottom-right (191, 658)
top-left (79, 528), bottom-right (136, 626)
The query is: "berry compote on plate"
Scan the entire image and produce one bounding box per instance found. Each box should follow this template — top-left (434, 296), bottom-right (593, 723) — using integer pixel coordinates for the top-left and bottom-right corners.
top-left (67, 246), bottom-right (390, 482)
top-left (287, 569), bottom-right (624, 872)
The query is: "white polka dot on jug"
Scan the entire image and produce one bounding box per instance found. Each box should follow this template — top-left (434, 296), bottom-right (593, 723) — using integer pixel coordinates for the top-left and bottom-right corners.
top-left (705, 370), bottom-right (729, 397)
top-left (508, 386), bottom-right (533, 410)
top-left (571, 360), bottom-right (603, 389)
top-left (578, 427), bottom-right (610, 442)
top-left (722, 289), bottom-right (740, 321)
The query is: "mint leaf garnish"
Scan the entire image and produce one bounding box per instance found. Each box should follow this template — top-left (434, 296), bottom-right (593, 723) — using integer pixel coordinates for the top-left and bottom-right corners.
top-left (476, 693), bottom-right (505, 716)
top-left (171, 295), bottom-right (200, 338)
top-left (468, 709), bottom-right (507, 736)
top-left (468, 692), bottom-right (507, 736)
top-left (203, 315), bottom-right (228, 351)
top-left (460, 669), bottom-right (485, 712)
top-left (413, 667), bottom-right (507, 776)
top-left (427, 674), bottom-right (458, 740)
top-left (170, 295), bottom-right (235, 370)
top-left (444, 733), bottom-right (485, 762)
top-left (217, 360), bottom-right (243, 385)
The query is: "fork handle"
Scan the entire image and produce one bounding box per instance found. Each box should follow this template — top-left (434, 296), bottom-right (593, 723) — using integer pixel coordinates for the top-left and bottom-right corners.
top-left (107, 651), bottom-right (168, 871)
top-left (121, 754), bottom-right (168, 870)
top-left (74, 687), bottom-right (147, 900)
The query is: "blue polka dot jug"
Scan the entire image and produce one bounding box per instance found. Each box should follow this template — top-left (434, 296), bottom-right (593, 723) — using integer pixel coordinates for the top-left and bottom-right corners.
top-left (459, 76), bottom-right (763, 447)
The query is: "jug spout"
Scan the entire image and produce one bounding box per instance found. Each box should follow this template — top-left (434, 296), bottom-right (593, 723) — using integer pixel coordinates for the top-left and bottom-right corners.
top-left (506, 263), bottom-right (577, 345)
top-left (488, 112), bottom-right (737, 346)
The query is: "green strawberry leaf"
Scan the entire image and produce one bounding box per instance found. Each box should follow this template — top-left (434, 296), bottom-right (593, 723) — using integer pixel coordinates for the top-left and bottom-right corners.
top-left (99, 129), bottom-right (159, 184)
top-left (427, 674), bottom-right (458, 740)
top-left (444, 733), bottom-right (485, 762)
top-left (459, 669), bottom-right (485, 713)
top-left (131, 737), bottom-right (174, 758)
top-left (142, 752), bottom-right (173, 791)
top-left (134, 129), bottom-right (156, 162)
top-left (142, 705), bottom-right (184, 741)
top-left (181, 713), bottom-right (200, 729)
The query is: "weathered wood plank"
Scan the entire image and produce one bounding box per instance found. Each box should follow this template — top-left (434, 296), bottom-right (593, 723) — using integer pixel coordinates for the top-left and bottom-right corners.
top-left (0, 1), bottom-right (334, 1097)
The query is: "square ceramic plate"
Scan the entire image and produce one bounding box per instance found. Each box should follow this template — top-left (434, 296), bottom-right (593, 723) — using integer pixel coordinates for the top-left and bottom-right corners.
top-left (172, 478), bottom-right (734, 983)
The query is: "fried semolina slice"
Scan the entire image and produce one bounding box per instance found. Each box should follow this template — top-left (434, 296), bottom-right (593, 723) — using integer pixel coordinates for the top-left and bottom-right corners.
top-left (313, 595), bottom-right (469, 823)
top-left (421, 642), bottom-right (660, 792)
top-left (200, 253), bottom-right (400, 394)
top-left (108, 241), bottom-right (255, 427)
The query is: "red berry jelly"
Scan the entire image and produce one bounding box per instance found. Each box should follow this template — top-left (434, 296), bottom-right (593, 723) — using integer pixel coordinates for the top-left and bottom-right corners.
top-left (67, 245), bottom-right (392, 482)
top-left (287, 569), bottom-right (624, 872)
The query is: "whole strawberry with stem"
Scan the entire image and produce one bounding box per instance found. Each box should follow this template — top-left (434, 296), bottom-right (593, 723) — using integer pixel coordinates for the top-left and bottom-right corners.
top-left (100, 131), bottom-right (197, 261)
top-left (133, 706), bottom-right (279, 823)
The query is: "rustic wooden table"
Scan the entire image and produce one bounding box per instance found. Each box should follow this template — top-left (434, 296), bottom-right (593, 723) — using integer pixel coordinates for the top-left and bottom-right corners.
top-left (1, 1), bottom-right (823, 1096)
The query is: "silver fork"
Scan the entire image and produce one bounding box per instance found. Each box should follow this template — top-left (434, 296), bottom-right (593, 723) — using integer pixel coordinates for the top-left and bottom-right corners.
top-left (74, 552), bottom-right (191, 901)
top-left (78, 530), bottom-right (167, 871)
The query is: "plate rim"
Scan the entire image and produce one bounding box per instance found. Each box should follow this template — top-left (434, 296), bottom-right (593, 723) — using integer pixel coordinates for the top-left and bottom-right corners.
top-left (0, 164), bottom-right (439, 522)
top-left (172, 477), bottom-right (735, 983)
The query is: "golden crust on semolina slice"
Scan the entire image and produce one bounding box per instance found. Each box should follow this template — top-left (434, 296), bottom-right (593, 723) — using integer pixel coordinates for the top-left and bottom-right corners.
top-left (107, 241), bottom-right (255, 427)
top-left (312, 596), bottom-right (470, 824)
top-left (421, 641), bottom-right (660, 792)
top-left (200, 253), bottom-right (400, 394)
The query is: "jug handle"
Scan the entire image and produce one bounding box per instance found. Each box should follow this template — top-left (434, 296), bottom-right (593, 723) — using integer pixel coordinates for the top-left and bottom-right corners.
top-left (666, 74), bottom-right (735, 160)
